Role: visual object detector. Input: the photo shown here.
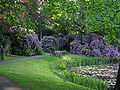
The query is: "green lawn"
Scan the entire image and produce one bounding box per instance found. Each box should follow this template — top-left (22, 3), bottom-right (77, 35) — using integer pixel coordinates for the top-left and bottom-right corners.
top-left (0, 55), bottom-right (26, 61)
top-left (0, 55), bottom-right (91, 90)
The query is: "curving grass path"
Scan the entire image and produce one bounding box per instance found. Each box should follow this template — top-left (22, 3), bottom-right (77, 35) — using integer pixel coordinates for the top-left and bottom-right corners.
top-left (0, 55), bottom-right (91, 90)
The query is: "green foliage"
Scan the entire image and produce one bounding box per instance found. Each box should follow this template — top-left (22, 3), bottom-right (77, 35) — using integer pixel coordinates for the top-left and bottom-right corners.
top-left (35, 46), bottom-right (43, 55)
top-left (0, 0), bottom-right (38, 30)
top-left (12, 46), bottom-right (43, 56)
top-left (2, 55), bottom-right (26, 61)
top-left (53, 54), bottom-right (107, 90)
top-left (41, 0), bottom-right (120, 49)
top-left (42, 0), bottom-right (87, 34)
top-left (24, 48), bottom-right (33, 56)
top-left (0, 25), bottom-right (11, 60)
top-left (0, 54), bottom-right (5, 60)
top-left (12, 47), bottom-right (33, 56)
top-left (85, 0), bottom-right (120, 45)
top-left (55, 55), bottom-right (109, 70)
top-left (116, 55), bottom-right (120, 60)
top-left (0, 55), bottom-right (91, 90)
top-left (58, 63), bottom-right (67, 70)
top-left (61, 70), bottom-right (107, 90)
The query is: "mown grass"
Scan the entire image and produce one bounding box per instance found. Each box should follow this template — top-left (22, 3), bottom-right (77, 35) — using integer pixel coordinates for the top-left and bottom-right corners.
top-left (0, 55), bottom-right (91, 90)
top-left (0, 55), bottom-right (26, 61)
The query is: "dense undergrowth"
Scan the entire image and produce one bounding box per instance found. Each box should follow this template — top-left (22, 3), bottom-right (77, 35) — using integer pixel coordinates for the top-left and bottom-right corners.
top-left (52, 54), bottom-right (108, 90)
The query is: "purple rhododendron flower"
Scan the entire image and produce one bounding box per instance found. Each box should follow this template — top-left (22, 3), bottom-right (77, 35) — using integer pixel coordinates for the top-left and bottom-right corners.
top-left (70, 33), bottom-right (119, 58)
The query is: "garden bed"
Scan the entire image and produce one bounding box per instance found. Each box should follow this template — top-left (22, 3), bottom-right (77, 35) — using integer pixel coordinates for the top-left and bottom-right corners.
top-left (70, 64), bottom-right (119, 88)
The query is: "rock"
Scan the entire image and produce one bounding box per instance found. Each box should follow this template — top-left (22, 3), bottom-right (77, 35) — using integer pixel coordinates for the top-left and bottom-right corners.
top-left (53, 50), bottom-right (69, 56)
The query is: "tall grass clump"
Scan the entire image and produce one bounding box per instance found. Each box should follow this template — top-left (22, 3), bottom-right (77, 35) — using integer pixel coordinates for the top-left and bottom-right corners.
top-left (52, 54), bottom-right (107, 90)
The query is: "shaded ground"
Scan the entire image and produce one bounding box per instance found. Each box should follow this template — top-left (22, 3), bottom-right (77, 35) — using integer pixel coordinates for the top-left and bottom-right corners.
top-left (0, 75), bottom-right (23, 90)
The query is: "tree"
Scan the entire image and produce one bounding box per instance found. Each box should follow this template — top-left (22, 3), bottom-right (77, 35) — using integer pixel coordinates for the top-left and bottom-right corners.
top-left (84, 1), bottom-right (120, 89)
top-left (0, 0), bottom-right (39, 59)
top-left (115, 55), bottom-right (120, 90)
top-left (42, 0), bottom-right (120, 41)
top-left (115, 63), bottom-right (120, 90)
top-left (85, 0), bottom-right (120, 43)
top-left (41, 0), bottom-right (88, 35)
top-left (0, 0), bottom-right (38, 30)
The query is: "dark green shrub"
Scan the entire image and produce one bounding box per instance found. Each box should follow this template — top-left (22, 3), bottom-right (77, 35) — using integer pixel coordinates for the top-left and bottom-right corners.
top-left (35, 46), bottom-right (43, 55)
top-left (0, 54), bottom-right (5, 60)
top-left (61, 70), bottom-right (107, 90)
top-left (58, 63), bottom-right (67, 70)
top-left (12, 47), bottom-right (33, 56)
top-left (24, 48), bottom-right (33, 56)
top-left (0, 38), bottom-right (11, 60)
top-left (12, 47), bottom-right (23, 55)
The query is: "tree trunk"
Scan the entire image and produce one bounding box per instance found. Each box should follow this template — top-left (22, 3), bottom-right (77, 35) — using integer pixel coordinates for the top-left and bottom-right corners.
top-left (40, 29), bottom-right (42, 41)
top-left (115, 63), bottom-right (120, 90)
top-left (0, 54), bottom-right (5, 60)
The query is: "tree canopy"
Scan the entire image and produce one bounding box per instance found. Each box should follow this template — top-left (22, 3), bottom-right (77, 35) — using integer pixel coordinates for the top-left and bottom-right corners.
top-left (41, 0), bottom-right (120, 43)
top-left (0, 0), bottom-right (38, 30)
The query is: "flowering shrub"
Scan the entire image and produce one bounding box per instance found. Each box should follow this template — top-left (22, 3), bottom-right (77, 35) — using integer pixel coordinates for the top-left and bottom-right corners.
top-left (0, 37), bottom-right (11, 55)
top-left (34, 46), bottom-right (43, 55)
top-left (70, 40), bottom-right (83, 54)
top-left (70, 33), bottom-right (119, 58)
top-left (41, 36), bottom-right (59, 53)
top-left (66, 34), bottom-right (77, 42)
top-left (10, 29), bottom-right (42, 56)
top-left (92, 49), bottom-right (102, 57)
top-left (55, 36), bottom-right (69, 50)
top-left (81, 47), bottom-right (92, 56)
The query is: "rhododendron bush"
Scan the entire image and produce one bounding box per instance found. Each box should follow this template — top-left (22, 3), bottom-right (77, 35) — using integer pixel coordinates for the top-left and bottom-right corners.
top-left (10, 29), bottom-right (42, 56)
top-left (41, 35), bottom-right (70, 53)
top-left (41, 36), bottom-right (59, 53)
top-left (54, 36), bottom-right (69, 50)
top-left (70, 33), bottom-right (119, 58)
